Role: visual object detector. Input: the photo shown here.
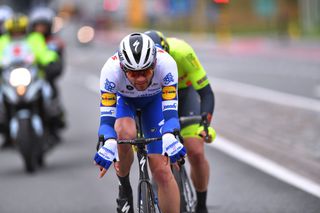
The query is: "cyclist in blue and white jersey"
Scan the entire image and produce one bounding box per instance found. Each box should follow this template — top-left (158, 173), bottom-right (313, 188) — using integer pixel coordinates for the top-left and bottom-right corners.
top-left (94, 32), bottom-right (186, 213)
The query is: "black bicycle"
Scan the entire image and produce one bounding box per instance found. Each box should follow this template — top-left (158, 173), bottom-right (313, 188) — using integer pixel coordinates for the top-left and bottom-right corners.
top-left (118, 136), bottom-right (162, 213)
top-left (97, 110), bottom-right (162, 213)
top-left (173, 114), bottom-right (210, 213)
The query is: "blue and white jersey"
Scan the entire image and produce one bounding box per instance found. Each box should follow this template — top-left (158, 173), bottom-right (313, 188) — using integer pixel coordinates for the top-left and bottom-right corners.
top-left (99, 47), bottom-right (180, 139)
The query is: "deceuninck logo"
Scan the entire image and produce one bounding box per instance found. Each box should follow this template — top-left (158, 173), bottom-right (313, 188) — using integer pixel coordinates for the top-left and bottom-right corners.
top-left (163, 102), bottom-right (177, 110)
top-left (163, 73), bottom-right (174, 85)
top-left (104, 79), bottom-right (116, 91)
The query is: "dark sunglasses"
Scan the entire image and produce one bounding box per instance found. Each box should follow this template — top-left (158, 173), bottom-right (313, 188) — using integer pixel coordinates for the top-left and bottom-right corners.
top-left (125, 68), bottom-right (154, 78)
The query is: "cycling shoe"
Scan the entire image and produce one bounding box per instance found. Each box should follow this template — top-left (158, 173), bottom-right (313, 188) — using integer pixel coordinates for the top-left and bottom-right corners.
top-left (116, 185), bottom-right (134, 213)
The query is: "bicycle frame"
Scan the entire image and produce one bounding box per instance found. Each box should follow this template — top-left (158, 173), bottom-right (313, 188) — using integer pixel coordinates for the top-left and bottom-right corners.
top-left (136, 143), bottom-right (159, 213)
top-left (117, 110), bottom-right (162, 213)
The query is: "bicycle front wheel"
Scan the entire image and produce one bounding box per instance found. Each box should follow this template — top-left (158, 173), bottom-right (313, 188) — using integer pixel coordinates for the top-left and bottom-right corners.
top-left (138, 181), bottom-right (157, 213)
top-left (172, 165), bottom-right (196, 213)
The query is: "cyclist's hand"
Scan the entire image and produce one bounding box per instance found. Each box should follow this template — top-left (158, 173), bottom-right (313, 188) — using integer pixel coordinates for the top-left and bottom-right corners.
top-left (94, 139), bottom-right (119, 178)
top-left (197, 126), bottom-right (216, 143)
top-left (162, 133), bottom-right (186, 163)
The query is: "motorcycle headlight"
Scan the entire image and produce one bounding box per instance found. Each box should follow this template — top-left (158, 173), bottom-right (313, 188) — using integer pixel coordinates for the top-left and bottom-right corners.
top-left (9, 68), bottom-right (32, 87)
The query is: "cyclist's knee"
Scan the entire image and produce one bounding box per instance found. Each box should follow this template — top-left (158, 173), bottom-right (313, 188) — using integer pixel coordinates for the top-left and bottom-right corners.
top-left (153, 167), bottom-right (173, 186)
top-left (115, 117), bottom-right (136, 139)
top-left (150, 156), bottom-right (173, 186)
top-left (186, 144), bottom-right (206, 165)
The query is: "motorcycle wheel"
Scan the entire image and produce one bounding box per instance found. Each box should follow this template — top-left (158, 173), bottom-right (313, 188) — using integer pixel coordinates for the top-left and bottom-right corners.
top-left (17, 119), bottom-right (41, 173)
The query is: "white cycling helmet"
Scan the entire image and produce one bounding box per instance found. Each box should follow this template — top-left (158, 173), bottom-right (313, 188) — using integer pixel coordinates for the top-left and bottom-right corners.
top-left (118, 32), bottom-right (157, 72)
top-left (29, 7), bottom-right (55, 35)
top-left (0, 5), bottom-right (13, 23)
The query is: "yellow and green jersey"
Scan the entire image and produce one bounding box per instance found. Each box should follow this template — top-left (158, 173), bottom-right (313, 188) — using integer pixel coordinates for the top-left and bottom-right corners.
top-left (167, 37), bottom-right (209, 90)
top-left (0, 32), bottom-right (58, 67)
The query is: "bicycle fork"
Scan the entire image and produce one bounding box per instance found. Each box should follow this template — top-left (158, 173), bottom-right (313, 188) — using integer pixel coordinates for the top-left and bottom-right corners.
top-left (136, 147), bottom-right (161, 213)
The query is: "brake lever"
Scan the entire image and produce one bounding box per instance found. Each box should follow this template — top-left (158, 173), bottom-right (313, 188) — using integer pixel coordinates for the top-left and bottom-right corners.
top-left (173, 129), bottom-right (186, 166)
top-left (96, 135), bottom-right (105, 151)
top-left (201, 113), bottom-right (209, 142)
top-left (178, 158), bottom-right (185, 166)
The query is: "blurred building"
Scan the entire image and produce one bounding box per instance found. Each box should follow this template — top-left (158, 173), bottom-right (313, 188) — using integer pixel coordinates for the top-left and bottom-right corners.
top-left (300, 0), bottom-right (320, 33)
top-left (4, 0), bottom-right (317, 37)
top-left (206, 0), bottom-right (320, 37)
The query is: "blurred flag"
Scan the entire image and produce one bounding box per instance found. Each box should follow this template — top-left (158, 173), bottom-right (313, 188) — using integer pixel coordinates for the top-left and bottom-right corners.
top-left (213, 0), bottom-right (229, 4)
top-left (103, 0), bottom-right (120, 12)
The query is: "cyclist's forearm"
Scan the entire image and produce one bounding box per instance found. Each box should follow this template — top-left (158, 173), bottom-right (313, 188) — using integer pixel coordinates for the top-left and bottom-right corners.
top-left (98, 117), bottom-right (117, 140)
top-left (162, 113), bottom-right (180, 134)
top-left (197, 84), bottom-right (214, 122)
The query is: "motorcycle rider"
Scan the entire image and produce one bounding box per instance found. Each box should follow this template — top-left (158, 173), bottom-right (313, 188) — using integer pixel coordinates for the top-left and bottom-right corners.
top-left (0, 13), bottom-right (60, 148)
top-left (94, 32), bottom-right (186, 213)
top-left (0, 5), bottom-right (13, 147)
top-left (29, 6), bottom-right (66, 132)
top-left (145, 30), bottom-right (216, 213)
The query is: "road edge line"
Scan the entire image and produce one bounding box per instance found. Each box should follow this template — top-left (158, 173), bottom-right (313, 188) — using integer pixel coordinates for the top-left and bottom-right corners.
top-left (210, 136), bottom-right (320, 198)
top-left (210, 77), bottom-right (320, 112)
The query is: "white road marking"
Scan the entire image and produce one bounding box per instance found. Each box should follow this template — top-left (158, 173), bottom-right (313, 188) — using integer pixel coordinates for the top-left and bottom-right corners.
top-left (210, 77), bottom-right (320, 112)
top-left (85, 73), bottom-right (320, 198)
top-left (211, 136), bottom-right (320, 198)
top-left (314, 85), bottom-right (320, 98)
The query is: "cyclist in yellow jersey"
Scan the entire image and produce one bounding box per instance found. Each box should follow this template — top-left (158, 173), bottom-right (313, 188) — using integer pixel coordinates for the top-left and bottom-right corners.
top-left (145, 30), bottom-right (216, 213)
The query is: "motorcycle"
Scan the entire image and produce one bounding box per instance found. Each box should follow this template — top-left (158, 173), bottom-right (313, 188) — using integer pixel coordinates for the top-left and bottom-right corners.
top-left (0, 40), bottom-right (57, 172)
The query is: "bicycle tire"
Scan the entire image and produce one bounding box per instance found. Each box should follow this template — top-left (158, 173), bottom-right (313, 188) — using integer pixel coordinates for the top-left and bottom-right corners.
top-left (138, 181), bottom-right (157, 213)
top-left (182, 167), bottom-right (196, 212)
top-left (172, 165), bottom-right (196, 213)
top-left (172, 166), bottom-right (187, 212)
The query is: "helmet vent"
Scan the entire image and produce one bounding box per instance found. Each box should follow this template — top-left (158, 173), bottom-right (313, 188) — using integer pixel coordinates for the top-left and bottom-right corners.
top-left (122, 50), bottom-right (132, 66)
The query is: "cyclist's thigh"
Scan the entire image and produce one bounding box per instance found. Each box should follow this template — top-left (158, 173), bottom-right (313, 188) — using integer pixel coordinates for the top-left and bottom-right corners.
top-left (184, 137), bottom-right (205, 156)
top-left (141, 93), bottom-right (163, 154)
top-left (116, 93), bottom-right (136, 119)
top-left (115, 94), bottom-right (137, 139)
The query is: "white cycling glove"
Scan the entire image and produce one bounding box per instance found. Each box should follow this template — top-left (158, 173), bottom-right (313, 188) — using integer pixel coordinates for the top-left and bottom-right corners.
top-left (162, 133), bottom-right (186, 163)
top-left (94, 139), bottom-right (119, 170)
